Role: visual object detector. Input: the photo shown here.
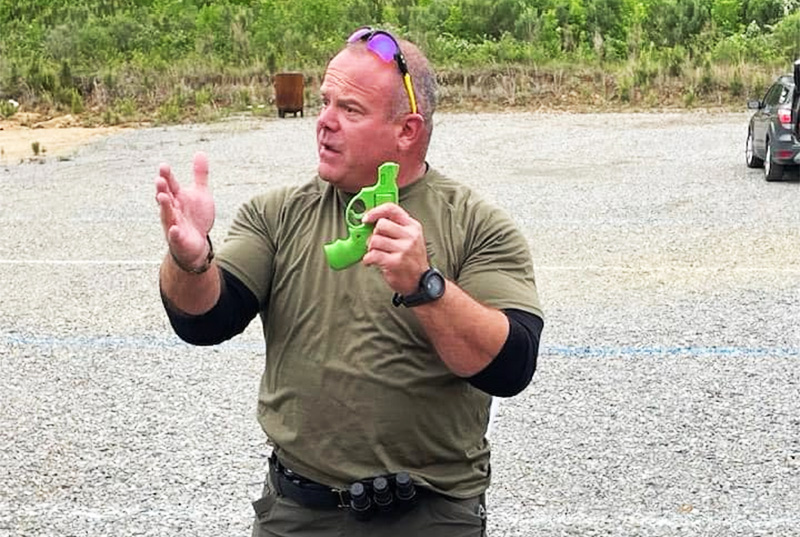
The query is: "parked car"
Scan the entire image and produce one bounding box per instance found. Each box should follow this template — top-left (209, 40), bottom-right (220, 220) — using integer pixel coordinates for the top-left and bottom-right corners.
top-left (745, 62), bottom-right (800, 181)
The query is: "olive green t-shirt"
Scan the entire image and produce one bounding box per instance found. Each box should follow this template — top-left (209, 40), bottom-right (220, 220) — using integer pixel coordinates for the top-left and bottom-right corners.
top-left (216, 167), bottom-right (542, 498)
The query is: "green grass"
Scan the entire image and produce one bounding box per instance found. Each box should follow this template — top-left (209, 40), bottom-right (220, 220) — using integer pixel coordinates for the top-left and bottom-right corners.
top-left (1, 1), bottom-right (797, 124)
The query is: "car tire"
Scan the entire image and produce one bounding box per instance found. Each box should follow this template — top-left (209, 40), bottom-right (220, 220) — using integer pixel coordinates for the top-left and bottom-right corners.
top-left (745, 129), bottom-right (764, 168)
top-left (764, 141), bottom-right (785, 182)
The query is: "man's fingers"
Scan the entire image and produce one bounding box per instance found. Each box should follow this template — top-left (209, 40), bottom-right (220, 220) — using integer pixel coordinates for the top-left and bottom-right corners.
top-left (156, 191), bottom-right (178, 231)
top-left (193, 152), bottom-right (209, 188)
top-left (362, 248), bottom-right (399, 268)
top-left (155, 173), bottom-right (178, 218)
top-left (155, 175), bottom-right (174, 203)
top-left (363, 203), bottom-right (413, 225)
top-left (365, 203), bottom-right (426, 259)
top-left (160, 163), bottom-right (181, 195)
top-left (158, 163), bottom-right (171, 180)
top-left (372, 217), bottom-right (408, 240)
top-left (366, 233), bottom-right (396, 254)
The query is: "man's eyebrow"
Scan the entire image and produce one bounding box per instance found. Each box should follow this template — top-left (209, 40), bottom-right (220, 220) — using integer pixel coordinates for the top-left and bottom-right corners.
top-left (336, 96), bottom-right (365, 110)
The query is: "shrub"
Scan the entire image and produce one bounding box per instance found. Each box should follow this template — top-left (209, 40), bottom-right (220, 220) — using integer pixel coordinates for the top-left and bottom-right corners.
top-left (633, 53), bottom-right (658, 86)
top-left (744, 0), bottom-right (784, 29)
top-left (659, 46), bottom-right (686, 78)
top-left (194, 86), bottom-right (214, 107)
top-left (27, 60), bottom-right (57, 93)
top-left (683, 87), bottom-right (696, 107)
top-left (114, 97), bottom-right (138, 120)
top-left (617, 75), bottom-right (633, 102)
top-left (70, 88), bottom-right (84, 115)
top-left (697, 59), bottom-right (715, 94)
top-left (0, 99), bottom-right (18, 119)
top-left (729, 70), bottom-right (744, 97)
top-left (234, 87), bottom-right (252, 109)
top-left (156, 101), bottom-right (180, 124)
top-left (770, 11), bottom-right (800, 61)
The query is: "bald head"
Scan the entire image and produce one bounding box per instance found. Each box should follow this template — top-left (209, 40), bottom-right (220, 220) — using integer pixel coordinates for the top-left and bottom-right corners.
top-left (316, 33), bottom-right (435, 190)
top-left (345, 36), bottom-right (437, 148)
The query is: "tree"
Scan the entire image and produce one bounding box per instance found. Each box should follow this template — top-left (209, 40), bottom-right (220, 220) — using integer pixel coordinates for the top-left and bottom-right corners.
top-left (744, 0), bottom-right (784, 27)
top-left (578, 0), bottom-right (629, 58)
top-left (643, 0), bottom-right (712, 47)
top-left (711, 0), bottom-right (744, 35)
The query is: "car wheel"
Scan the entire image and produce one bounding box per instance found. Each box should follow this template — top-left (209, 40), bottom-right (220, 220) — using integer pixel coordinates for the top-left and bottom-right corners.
top-left (745, 129), bottom-right (764, 168)
top-left (764, 142), bottom-right (784, 182)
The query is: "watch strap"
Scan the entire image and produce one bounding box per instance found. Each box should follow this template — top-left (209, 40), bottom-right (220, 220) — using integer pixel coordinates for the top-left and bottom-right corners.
top-left (392, 268), bottom-right (444, 308)
top-left (392, 291), bottom-right (429, 307)
top-left (170, 235), bottom-right (215, 274)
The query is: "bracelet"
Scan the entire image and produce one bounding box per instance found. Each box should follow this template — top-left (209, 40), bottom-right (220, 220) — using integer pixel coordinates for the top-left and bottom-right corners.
top-left (170, 235), bottom-right (215, 274)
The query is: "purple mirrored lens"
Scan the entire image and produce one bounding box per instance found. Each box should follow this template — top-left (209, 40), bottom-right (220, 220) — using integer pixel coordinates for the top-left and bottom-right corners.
top-left (365, 33), bottom-right (397, 63)
top-left (347, 27), bottom-right (372, 43)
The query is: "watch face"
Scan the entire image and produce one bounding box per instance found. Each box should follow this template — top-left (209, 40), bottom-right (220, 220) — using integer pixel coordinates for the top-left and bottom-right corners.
top-left (424, 272), bottom-right (445, 298)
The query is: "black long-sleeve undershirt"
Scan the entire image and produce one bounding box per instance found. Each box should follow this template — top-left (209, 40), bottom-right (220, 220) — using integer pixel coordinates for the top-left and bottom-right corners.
top-left (160, 268), bottom-right (260, 346)
top-left (467, 308), bottom-right (542, 397)
top-left (161, 268), bottom-right (542, 396)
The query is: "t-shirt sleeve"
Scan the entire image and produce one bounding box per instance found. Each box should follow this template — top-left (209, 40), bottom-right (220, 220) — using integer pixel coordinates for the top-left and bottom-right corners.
top-left (215, 193), bottom-right (281, 305)
top-left (456, 201), bottom-right (543, 318)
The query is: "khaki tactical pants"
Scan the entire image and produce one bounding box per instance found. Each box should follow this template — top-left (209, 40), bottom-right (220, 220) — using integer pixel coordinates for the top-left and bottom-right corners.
top-left (251, 474), bottom-right (487, 537)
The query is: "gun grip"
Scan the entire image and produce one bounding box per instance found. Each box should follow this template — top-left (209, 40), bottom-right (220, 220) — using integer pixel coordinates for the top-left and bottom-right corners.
top-left (323, 232), bottom-right (369, 271)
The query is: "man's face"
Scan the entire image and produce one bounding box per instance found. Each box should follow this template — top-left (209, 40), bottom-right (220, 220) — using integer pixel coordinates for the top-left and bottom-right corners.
top-left (316, 47), bottom-right (401, 192)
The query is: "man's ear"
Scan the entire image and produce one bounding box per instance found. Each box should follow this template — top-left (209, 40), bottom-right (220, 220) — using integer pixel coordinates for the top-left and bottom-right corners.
top-left (396, 114), bottom-right (426, 152)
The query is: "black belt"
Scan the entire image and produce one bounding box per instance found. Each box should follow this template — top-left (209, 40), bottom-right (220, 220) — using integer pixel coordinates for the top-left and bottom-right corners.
top-left (269, 453), bottom-right (350, 509)
top-left (268, 453), bottom-right (437, 511)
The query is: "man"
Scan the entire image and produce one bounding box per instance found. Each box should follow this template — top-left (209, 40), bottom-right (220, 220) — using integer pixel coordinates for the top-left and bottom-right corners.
top-left (156, 27), bottom-right (543, 537)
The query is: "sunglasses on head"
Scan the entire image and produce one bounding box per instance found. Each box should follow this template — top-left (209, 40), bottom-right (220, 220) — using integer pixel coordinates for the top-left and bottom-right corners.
top-left (347, 27), bottom-right (419, 115)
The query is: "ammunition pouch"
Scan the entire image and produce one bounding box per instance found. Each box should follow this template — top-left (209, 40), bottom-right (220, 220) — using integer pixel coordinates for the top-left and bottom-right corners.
top-left (267, 452), bottom-right (431, 521)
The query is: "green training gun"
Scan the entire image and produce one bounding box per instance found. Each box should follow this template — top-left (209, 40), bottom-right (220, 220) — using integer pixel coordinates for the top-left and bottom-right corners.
top-left (324, 162), bottom-right (399, 270)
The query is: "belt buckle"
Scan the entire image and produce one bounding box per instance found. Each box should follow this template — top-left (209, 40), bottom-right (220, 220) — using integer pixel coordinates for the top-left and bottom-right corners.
top-left (335, 488), bottom-right (348, 509)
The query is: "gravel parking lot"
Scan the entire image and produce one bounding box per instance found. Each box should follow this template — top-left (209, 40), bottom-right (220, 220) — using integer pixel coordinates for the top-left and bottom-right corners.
top-left (1, 111), bottom-right (799, 536)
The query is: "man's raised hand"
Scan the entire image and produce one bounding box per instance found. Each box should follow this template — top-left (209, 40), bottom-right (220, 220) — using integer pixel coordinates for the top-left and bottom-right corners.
top-left (362, 203), bottom-right (429, 295)
top-left (155, 152), bottom-right (216, 270)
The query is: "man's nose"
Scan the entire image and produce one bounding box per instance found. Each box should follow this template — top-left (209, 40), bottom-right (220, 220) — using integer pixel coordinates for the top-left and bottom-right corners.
top-left (317, 103), bottom-right (339, 131)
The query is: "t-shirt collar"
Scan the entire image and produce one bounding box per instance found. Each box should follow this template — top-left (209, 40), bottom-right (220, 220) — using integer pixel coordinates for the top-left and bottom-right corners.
top-left (330, 161), bottom-right (432, 207)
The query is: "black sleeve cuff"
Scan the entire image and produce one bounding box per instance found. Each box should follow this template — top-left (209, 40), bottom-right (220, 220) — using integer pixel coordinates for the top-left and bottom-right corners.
top-left (466, 309), bottom-right (543, 397)
top-left (160, 267), bottom-right (260, 346)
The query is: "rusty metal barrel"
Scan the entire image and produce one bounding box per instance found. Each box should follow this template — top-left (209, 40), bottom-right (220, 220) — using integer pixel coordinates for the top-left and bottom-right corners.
top-left (273, 72), bottom-right (304, 118)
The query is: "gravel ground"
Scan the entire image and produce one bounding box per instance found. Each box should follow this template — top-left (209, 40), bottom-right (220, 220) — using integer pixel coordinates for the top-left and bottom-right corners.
top-left (1, 111), bottom-right (799, 537)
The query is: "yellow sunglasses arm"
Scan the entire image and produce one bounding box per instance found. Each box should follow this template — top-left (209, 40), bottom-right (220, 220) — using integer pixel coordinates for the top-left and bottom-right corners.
top-left (403, 74), bottom-right (418, 115)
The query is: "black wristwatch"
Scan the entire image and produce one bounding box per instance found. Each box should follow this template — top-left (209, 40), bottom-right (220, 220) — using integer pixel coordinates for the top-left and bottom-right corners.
top-left (392, 268), bottom-right (446, 307)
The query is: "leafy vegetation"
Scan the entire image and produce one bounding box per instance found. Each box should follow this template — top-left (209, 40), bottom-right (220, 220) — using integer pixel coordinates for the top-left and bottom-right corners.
top-left (1, 0), bottom-right (799, 124)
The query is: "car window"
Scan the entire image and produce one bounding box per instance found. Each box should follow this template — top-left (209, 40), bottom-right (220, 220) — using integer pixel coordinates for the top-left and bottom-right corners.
top-left (778, 86), bottom-right (790, 104)
top-left (763, 83), bottom-right (782, 106)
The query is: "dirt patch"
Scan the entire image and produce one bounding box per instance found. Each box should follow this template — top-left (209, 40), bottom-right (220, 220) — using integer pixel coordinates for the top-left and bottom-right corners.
top-left (0, 114), bottom-right (124, 164)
